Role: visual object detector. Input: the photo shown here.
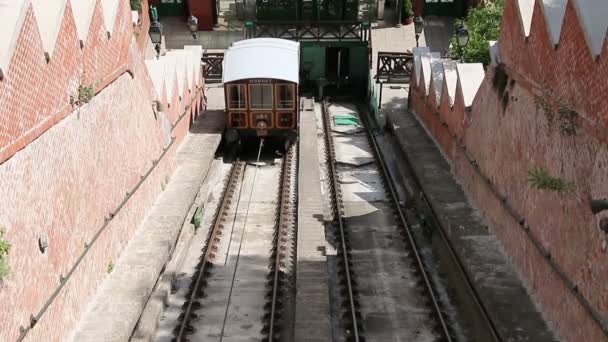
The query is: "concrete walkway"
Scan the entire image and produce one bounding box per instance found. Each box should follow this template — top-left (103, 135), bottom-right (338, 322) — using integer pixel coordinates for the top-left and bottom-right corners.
top-left (70, 93), bottom-right (225, 342)
top-left (294, 98), bottom-right (333, 342)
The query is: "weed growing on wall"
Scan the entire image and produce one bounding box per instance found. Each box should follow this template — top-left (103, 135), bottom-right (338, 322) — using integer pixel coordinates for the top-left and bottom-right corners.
top-left (130, 0), bottom-right (143, 12)
top-left (527, 167), bottom-right (575, 193)
top-left (107, 261), bottom-right (114, 274)
top-left (534, 91), bottom-right (579, 136)
top-left (0, 229), bottom-right (11, 281)
top-left (78, 83), bottom-right (95, 104)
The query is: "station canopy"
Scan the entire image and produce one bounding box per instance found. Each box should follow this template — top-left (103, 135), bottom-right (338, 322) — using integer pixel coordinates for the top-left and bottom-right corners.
top-left (222, 38), bottom-right (300, 84)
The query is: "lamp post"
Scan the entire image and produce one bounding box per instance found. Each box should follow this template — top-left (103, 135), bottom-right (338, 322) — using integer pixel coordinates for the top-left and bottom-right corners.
top-left (414, 16), bottom-right (424, 47)
top-left (149, 20), bottom-right (163, 58)
top-left (187, 15), bottom-right (199, 40)
top-left (455, 22), bottom-right (470, 63)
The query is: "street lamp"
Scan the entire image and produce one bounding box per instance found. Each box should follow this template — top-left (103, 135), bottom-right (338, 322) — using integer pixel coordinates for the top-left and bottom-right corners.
top-left (414, 16), bottom-right (424, 47)
top-left (149, 20), bottom-right (163, 58)
top-left (187, 15), bottom-right (199, 40)
top-left (455, 22), bottom-right (470, 62)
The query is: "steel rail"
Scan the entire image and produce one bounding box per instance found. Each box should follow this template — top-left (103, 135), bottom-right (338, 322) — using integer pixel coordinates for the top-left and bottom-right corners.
top-left (321, 101), bottom-right (361, 342)
top-left (358, 109), bottom-right (454, 341)
top-left (174, 160), bottom-right (245, 341)
top-left (267, 142), bottom-right (296, 342)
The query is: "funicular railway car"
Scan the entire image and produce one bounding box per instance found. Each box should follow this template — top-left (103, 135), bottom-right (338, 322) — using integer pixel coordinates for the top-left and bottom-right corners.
top-left (222, 38), bottom-right (300, 145)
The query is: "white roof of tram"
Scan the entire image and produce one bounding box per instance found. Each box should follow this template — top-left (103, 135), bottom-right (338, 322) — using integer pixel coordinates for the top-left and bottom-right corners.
top-left (222, 38), bottom-right (300, 84)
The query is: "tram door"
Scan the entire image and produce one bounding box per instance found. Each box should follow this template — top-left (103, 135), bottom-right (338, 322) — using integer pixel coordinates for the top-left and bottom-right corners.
top-left (326, 47), bottom-right (350, 88)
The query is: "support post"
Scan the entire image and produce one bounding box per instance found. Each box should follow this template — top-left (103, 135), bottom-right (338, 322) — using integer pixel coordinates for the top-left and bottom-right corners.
top-left (378, 82), bottom-right (383, 109)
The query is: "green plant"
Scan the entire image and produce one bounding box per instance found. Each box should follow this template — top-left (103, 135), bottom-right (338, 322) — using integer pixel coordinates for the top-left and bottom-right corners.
top-left (107, 261), bottom-right (114, 274)
top-left (557, 106), bottom-right (578, 136)
top-left (0, 230), bottom-right (11, 281)
top-left (534, 91), bottom-right (579, 136)
top-left (450, 0), bottom-right (504, 66)
top-left (130, 0), bottom-right (143, 12)
top-left (78, 83), bottom-right (95, 104)
top-left (527, 167), bottom-right (575, 193)
top-left (403, 0), bottom-right (413, 18)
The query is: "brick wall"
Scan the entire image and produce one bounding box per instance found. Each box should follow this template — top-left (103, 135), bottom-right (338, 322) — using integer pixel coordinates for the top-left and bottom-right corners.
top-left (408, 1), bottom-right (608, 341)
top-left (0, 0), bottom-right (205, 341)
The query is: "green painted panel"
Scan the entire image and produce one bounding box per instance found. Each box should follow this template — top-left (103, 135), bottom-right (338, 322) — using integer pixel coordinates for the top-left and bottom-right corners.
top-left (347, 46), bottom-right (368, 89)
top-left (424, 0), bottom-right (465, 17)
top-left (301, 46), bottom-right (326, 82)
top-left (300, 41), bottom-right (367, 48)
top-left (255, 0), bottom-right (359, 21)
top-left (157, 0), bottom-right (188, 16)
top-left (300, 45), bottom-right (368, 89)
top-left (256, 0), bottom-right (298, 21)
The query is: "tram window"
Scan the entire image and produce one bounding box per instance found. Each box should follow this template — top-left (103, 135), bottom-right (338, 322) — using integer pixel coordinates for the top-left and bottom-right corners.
top-left (227, 84), bottom-right (247, 109)
top-left (276, 84), bottom-right (294, 109)
top-left (249, 84), bottom-right (273, 109)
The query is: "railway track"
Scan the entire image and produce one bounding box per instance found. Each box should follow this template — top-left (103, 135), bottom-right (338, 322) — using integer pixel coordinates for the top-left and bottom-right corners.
top-left (320, 100), bottom-right (453, 341)
top-left (165, 140), bottom-right (298, 342)
top-left (321, 102), bottom-right (363, 342)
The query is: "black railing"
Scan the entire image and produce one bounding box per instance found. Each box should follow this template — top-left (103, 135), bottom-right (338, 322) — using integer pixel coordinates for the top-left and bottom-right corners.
top-left (375, 51), bottom-right (414, 84)
top-left (245, 21), bottom-right (370, 42)
top-left (202, 53), bottom-right (224, 83)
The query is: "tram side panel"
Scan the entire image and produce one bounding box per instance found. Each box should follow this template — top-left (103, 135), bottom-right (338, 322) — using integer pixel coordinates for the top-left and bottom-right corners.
top-left (224, 79), bottom-right (298, 143)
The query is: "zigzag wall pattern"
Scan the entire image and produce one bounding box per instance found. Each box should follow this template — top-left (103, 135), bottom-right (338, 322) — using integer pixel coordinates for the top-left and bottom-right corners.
top-left (409, 1), bottom-right (608, 341)
top-left (0, 0), bottom-right (122, 78)
top-left (0, 1), bottom-right (206, 340)
top-left (0, 0), bottom-right (204, 165)
top-left (502, 0), bottom-right (608, 130)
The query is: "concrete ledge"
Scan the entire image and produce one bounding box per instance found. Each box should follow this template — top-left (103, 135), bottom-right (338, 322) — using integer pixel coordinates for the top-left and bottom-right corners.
top-left (386, 109), bottom-right (557, 342)
top-left (70, 111), bottom-right (224, 342)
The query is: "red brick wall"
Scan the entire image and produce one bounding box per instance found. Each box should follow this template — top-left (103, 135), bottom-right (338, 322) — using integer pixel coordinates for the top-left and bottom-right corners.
top-left (408, 1), bottom-right (608, 340)
top-left (0, 1), bottom-right (205, 341)
top-left (0, 0), bottom-right (133, 164)
top-left (499, 0), bottom-right (608, 137)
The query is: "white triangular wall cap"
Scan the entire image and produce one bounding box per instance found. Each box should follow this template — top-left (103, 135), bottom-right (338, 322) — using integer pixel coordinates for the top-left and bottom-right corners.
top-left (413, 47), bottom-right (430, 86)
top-left (517, 0), bottom-right (608, 57)
top-left (166, 50), bottom-right (188, 96)
top-left (71, 0), bottom-right (96, 42)
top-left (456, 63), bottom-right (485, 108)
top-left (145, 59), bottom-right (166, 99)
top-left (101, 0), bottom-right (120, 34)
top-left (430, 56), bottom-right (444, 104)
top-left (489, 40), bottom-right (500, 65)
top-left (421, 52), bottom-right (440, 96)
top-left (0, 0), bottom-right (29, 78)
top-left (541, 0), bottom-right (567, 45)
top-left (518, 0), bottom-right (535, 37)
top-left (184, 46), bottom-right (203, 84)
top-left (571, 0), bottom-right (608, 57)
top-left (31, 0), bottom-right (68, 58)
top-left (442, 59), bottom-right (458, 107)
top-left (162, 54), bottom-right (178, 100)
